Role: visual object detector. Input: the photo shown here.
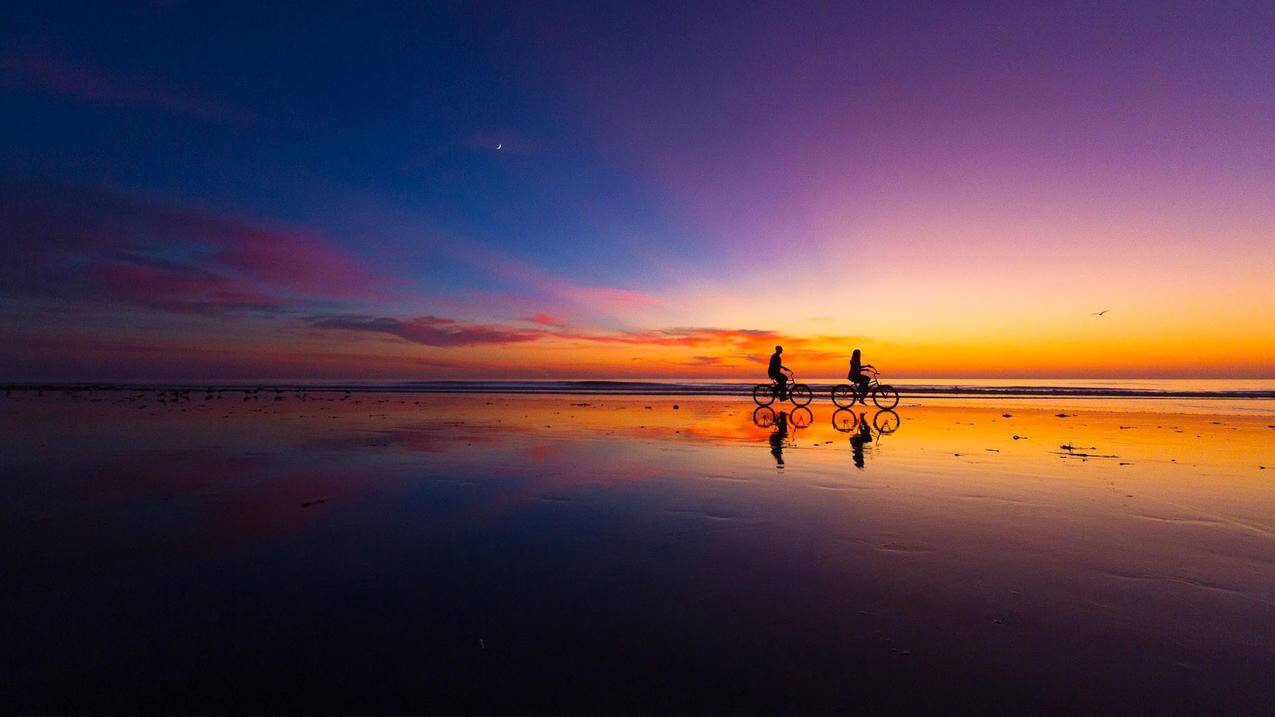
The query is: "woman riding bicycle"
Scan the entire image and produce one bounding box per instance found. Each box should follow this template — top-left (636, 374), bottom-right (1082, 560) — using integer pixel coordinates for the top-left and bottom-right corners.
top-left (848, 348), bottom-right (874, 405)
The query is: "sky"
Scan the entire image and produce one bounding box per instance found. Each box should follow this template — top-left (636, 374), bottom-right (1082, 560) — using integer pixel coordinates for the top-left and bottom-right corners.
top-left (2, 1), bottom-right (1273, 380)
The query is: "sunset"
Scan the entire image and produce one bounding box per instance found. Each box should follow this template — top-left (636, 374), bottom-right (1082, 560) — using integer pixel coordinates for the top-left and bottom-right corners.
top-left (4, 4), bottom-right (1273, 381)
top-left (4, 2), bottom-right (1274, 714)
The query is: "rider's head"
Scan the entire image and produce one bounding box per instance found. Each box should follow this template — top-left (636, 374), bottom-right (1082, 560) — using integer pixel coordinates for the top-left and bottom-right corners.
top-left (851, 348), bottom-right (861, 361)
top-left (775, 345), bottom-right (783, 354)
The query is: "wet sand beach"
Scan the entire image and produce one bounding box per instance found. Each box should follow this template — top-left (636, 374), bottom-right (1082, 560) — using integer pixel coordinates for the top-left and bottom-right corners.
top-left (3, 391), bottom-right (1274, 713)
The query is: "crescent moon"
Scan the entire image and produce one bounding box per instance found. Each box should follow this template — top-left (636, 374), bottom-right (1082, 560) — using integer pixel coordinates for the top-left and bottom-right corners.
top-left (496, 143), bottom-right (502, 150)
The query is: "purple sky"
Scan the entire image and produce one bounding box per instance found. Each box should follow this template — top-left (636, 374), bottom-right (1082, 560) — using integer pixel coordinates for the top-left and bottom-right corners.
top-left (2, 2), bottom-right (1273, 379)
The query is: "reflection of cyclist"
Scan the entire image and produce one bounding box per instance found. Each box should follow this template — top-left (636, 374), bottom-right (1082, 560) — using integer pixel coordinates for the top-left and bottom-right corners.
top-left (769, 410), bottom-right (789, 467)
top-left (768, 345), bottom-right (790, 400)
top-left (848, 348), bottom-right (874, 405)
top-left (849, 412), bottom-right (872, 468)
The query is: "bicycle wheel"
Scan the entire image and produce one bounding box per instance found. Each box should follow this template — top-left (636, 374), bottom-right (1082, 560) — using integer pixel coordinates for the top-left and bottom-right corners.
top-left (831, 408), bottom-right (858, 433)
top-left (873, 409), bottom-right (900, 434)
top-left (788, 384), bottom-right (813, 406)
top-left (871, 385), bottom-right (899, 410)
top-left (790, 406), bottom-right (813, 428)
top-left (753, 406), bottom-right (776, 428)
top-left (752, 384), bottom-right (775, 406)
top-left (831, 384), bottom-right (856, 408)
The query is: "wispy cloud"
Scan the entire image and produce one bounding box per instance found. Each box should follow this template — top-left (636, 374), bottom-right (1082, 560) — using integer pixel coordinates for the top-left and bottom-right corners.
top-left (523, 313), bottom-right (568, 327)
top-left (431, 233), bottom-right (670, 323)
top-left (0, 51), bottom-right (262, 124)
top-left (81, 257), bottom-right (282, 315)
top-left (298, 190), bottom-right (673, 326)
top-left (569, 327), bottom-right (776, 347)
top-left (306, 315), bottom-right (542, 347)
top-left (1, 179), bottom-right (393, 315)
top-left (557, 286), bottom-right (670, 315)
top-left (303, 313), bottom-right (868, 357)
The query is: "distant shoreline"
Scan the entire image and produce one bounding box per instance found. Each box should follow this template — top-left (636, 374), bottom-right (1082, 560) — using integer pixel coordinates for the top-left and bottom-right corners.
top-left (5, 381), bottom-right (1274, 400)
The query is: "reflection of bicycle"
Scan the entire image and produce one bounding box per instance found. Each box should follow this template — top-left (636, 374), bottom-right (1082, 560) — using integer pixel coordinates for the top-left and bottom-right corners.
top-left (873, 409), bottom-right (900, 433)
top-left (753, 369), bottom-right (812, 407)
top-left (753, 405), bottom-right (812, 429)
top-left (754, 406), bottom-right (812, 468)
top-left (831, 368), bottom-right (899, 410)
top-left (831, 408), bottom-right (900, 435)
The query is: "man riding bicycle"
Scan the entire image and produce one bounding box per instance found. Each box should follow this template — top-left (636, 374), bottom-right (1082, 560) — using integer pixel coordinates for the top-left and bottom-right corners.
top-left (767, 345), bottom-right (790, 399)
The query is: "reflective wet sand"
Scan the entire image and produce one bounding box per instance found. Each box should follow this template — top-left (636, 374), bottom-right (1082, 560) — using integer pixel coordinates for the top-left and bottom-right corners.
top-left (4, 392), bottom-right (1274, 712)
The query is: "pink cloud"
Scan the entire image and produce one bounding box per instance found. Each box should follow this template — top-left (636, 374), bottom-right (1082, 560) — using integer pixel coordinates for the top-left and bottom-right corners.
top-left (524, 313), bottom-right (567, 327)
top-left (681, 355), bottom-right (724, 366)
top-left (307, 315), bottom-right (542, 347)
top-left (211, 228), bottom-right (392, 300)
top-left (1, 179), bottom-right (394, 314)
top-left (84, 260), bottom-right (281, 315)
top-left (557, 286), bottom-right (671, 315)
top-left (553, 326), bottom-right (777, 348)
top-left (304, 314), bottom-right (854, 356)
top-left (306, 314), bottom-right (777, 348)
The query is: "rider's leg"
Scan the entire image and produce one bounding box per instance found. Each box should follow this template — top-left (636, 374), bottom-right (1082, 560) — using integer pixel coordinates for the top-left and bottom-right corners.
top-left (854, 375), bottom-right (870, 403)
top-left (777, 375), bottom-right (788, 400)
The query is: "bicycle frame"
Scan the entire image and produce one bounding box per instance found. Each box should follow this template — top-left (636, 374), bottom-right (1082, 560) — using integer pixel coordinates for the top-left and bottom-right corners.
top-left (850, 368), bottom-right (880, 398)
top-left (832, 368), bottom-right (899, 410)
top-left (754, 370), bottom-right (812, 407)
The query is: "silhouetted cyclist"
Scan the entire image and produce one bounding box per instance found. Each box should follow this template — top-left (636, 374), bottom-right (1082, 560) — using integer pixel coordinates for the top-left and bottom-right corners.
top-left (848, 348), bottom-right (874, 405)
top-left (768, 345), bottom-right (789, 399)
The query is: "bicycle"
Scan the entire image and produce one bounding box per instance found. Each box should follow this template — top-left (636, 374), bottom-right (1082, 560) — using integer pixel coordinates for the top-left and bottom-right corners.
top-left (831, 367), bottom-right (899, 410)
top-left (752, 369), bottom-right (812, 407)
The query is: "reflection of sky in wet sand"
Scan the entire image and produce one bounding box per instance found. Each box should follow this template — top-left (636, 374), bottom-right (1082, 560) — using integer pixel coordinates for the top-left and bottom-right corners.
top-left (3, 393), bottom-right (1274, 712)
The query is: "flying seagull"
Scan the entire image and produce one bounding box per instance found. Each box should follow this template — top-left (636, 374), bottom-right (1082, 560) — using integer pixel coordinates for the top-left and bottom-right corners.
top-left (1092, 309), bottom-right (1109, 316)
